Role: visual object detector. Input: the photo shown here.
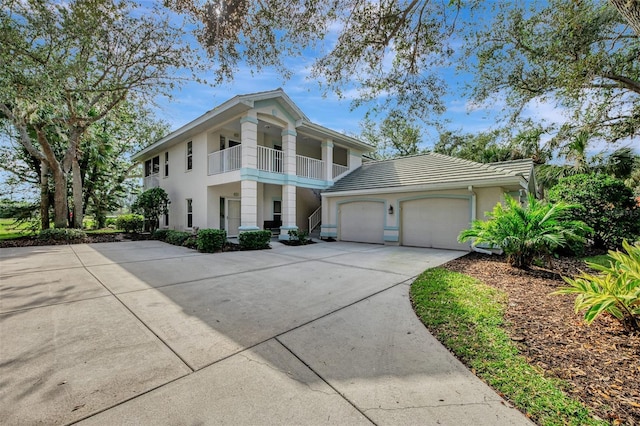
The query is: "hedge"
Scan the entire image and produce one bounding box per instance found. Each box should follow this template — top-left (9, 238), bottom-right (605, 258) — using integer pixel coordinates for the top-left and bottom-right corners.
top-left (38, 228), bottom-right (87, 242)
top-left (239, 230), bottom-right (271, 250)
top-left (197, 229), bottom-right (227, 253)
top-left (165, 230), bottom-right (191, 246)
top-left (116, 214), bottom-right (144, 233)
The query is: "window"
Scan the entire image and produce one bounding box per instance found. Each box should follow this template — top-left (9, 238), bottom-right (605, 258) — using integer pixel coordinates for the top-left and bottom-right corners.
top-left (186, 141), bottom-right (193, 171)
top-left (164, 152), bottom-right (169, 177)
top-left (164, 213), bottom-right (169, 227)
top-left (144, 155), bottom-right (160, 177)
top-left (186, 199), bottom-right (193, 228)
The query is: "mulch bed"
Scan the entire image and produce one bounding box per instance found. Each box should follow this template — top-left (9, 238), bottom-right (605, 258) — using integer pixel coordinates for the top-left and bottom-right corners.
top-left (0, 233), bottom-right (125, 248)
top-left (442, 252), bottom-right (640, 425)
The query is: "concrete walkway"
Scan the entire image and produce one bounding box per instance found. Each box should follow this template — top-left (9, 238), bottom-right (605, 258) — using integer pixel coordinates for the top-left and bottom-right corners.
top-left (0, 240), bottom-right (532, 425)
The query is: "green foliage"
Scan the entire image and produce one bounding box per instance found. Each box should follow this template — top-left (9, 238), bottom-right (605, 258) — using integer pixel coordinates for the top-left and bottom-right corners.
top-left (115, 214), bottom-right (144, 233)
top-left (359, 111), bottom-right (425, 159)
top-left (287, 229), bottom-right (311, 245)
top-left (548, 174), bottom-right (640, 249)
top-left (165, 230), bottom-right (191, 246)
top-left (459, 194), bottom-right (592, 268)
top-left (132, 188), bottom-right (170, 233)
top-left (411, 268), bottom-right (601, 425)
top-left (471, 0), bottom-right (640, 146)
top-left (196, 229), bottom-right (226, 253)
top-left (152, 229), bottom-right (170, 241)
top-left (182, 235), bottom-right (197, 249)
top-left (239, 230), bottom-right (271, 250)
top-left (38, 228), bottom-right (87, 241)
top-left (553, 241), bottom-right (640, 331)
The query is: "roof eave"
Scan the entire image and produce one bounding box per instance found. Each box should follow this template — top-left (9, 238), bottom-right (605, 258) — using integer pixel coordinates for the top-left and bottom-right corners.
top-left (322, 176), bottom-right (527, 197)
top-left (132, 99), bottom-right (253, 162)
top-left (297, 120), bottom-right (374, 152)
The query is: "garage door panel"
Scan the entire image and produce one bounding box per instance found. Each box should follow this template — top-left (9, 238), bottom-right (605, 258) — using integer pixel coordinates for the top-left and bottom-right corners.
top-left (339, 202), bottom-right (384, 244)
top-left (401, 198), bottom-right (470, 250)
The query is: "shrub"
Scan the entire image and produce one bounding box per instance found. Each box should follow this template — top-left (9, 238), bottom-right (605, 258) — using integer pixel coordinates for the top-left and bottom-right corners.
top-left (182, 235), bottom-right (197, 249)
top-left (105, 217), bottom-right (117, 227)
top-left (132, 187), bottom-right (170, 233)
top-left (458, 194), bottom-right (592, 269)
top-left (553, 240), bottom-right (640, 332)
top-left (38, 228), bottom-right (87, 242)
top-left (239, 230), bottom-right (271, 250)
top-left (548, 174), bottom-right (640, 250)
top-left (197, 229), bottom-right (226, 253)
top-left (165, 230), bottom-right (191, 246)
top-left (288, 229), bottom-right (311, 245)
top-left (116, 214), bottom-right (144, 233)
top-left (152, 229), bottom-right (170, 241)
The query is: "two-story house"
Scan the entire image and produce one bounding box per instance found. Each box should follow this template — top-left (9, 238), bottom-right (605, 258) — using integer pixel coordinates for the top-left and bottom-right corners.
top-left (133, 89), bottom-right (374, 240)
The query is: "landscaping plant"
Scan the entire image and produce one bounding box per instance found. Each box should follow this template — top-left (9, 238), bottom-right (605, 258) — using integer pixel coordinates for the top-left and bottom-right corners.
top-left (165, 230), bottom-right (191, 246)
top-left (548, 174), bottom-right (640, 250)
top-left (287, 229), bottom-right (311, 245)
top-left (132, 188), bottom-right (170, 233)
top-left (196, 229), bottom-right (226, 253)
top-left (458, 194), bottom-right (591, 269)
top-left (115, 214), bottom-right (144, 233)
top-left (239, 230), bottom-right (271, 250)
top-left (553, 240), bottom-right (640, 332)
top-left (38, 228), bottom-right (87, 242)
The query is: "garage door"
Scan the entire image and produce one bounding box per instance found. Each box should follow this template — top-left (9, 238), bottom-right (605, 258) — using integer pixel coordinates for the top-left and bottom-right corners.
top-left (401, 198), bottom-right (470, 250)
top-left (339, 201), bottom-right (385, 244)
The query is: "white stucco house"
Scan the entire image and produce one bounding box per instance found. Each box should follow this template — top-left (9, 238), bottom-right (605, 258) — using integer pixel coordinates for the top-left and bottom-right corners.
top-left (133, 89), bottom-right (537, 249)
top-left (132, 89), bottom-right (373, 240)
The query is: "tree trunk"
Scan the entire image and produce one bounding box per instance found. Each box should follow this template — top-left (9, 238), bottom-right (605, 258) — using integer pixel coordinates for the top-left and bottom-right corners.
top-left (51, 165), bottom-right (68, 228)
top-left (40, 160), bottom-right (50, 230)
top-left (609, 0), bottom-right (640, 37)
top-left (72, 156), bottom-right (83, 229)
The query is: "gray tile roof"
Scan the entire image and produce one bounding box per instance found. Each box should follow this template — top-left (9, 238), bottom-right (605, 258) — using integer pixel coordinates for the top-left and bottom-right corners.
top-left (324, 153), bottom-right (533, 193)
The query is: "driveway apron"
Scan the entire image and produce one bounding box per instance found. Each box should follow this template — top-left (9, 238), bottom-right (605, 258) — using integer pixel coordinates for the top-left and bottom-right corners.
top-left (0, 240), bottom-right (532, 425)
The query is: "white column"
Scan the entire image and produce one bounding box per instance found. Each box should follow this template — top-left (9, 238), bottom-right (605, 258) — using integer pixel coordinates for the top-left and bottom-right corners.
top-left (281, 127), bottom-right (297, 176)
top-left (240, 113), bottom-right (258, 170)
top-left (239, 113), bottom-right (259, 231)
top-left (321, 139), bottom-right (333, 181)
top-left (279, 184), bottom-right (297, 240)
top-left (240, 180), bottom-right (259, 231)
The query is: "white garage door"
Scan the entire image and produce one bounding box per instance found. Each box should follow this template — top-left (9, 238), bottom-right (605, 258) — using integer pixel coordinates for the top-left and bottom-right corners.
top-left (339, 201), bottom-right (385, 244)
top-left (401, 198), bottom-right (470, 250)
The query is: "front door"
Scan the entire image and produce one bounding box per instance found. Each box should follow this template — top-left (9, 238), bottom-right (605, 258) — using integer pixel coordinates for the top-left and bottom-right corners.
top-left (226, 198), bottom-right (241, 237)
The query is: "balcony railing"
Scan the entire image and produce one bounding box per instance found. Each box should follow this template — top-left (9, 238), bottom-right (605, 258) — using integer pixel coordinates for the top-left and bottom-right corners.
top-left (143, 173), bottom-right (159, 189)
top-left (297, 155), bottom-right (325, 180)
top-left (208, 145), bottom-right (241, 175)
top-left (332, 164), bottom-right (349, 179)
top-left (257, 146), bottom-right (283, 173)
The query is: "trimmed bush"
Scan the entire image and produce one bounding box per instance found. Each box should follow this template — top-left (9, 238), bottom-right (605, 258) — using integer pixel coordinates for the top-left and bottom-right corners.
top-left (197, 229), bottom-right (226, 253)
top-left (38, 228), bottom-right (87, 242)
top-left (239, 230), bottom-right (271, 250)
top-left (165, 230), bottom-right (191, 246)
top-left (116, 214), bottom-right (144, 233)
top-left (152, 229), bottom-right (170, 241)
top-left (287, 229), bottom-right (311, 245)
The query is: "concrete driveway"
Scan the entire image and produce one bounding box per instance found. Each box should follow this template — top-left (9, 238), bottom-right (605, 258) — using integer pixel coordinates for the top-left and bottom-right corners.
top-left (0, 240), bottom-right (531, 425)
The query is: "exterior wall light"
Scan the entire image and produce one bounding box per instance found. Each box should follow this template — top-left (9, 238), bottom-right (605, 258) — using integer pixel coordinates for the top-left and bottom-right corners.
top-left (388, 205), bottom-right (394, 215)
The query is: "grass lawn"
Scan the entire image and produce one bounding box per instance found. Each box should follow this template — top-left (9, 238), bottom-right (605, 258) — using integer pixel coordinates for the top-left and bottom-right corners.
top-left (410, 268), bottom-right (605, 426)
top-left (0, 218), bottom-right (33, 240)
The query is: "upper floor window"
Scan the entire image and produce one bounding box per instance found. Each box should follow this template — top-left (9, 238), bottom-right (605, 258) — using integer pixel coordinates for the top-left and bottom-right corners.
top-left (144, 155), bottom-right (160, 177)
top-left (164, 152), bottom-right (169, 177)
top-left (186, 141), bottom-right (193, 171)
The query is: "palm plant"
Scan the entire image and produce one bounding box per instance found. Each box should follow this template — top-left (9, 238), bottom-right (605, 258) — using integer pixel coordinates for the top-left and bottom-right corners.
top-left (458, 194), bottom-right (592, 269)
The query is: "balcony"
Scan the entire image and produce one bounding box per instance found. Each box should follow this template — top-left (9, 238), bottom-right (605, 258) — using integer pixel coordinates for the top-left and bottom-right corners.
top-left (208, 145), bottom-right (349, 182)
top-left (143, 173), bottom-right (159, 189)
top-left (297, 155), bottom-right (324, 180)
top-left (208, 144), bottom-right (242, 175)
